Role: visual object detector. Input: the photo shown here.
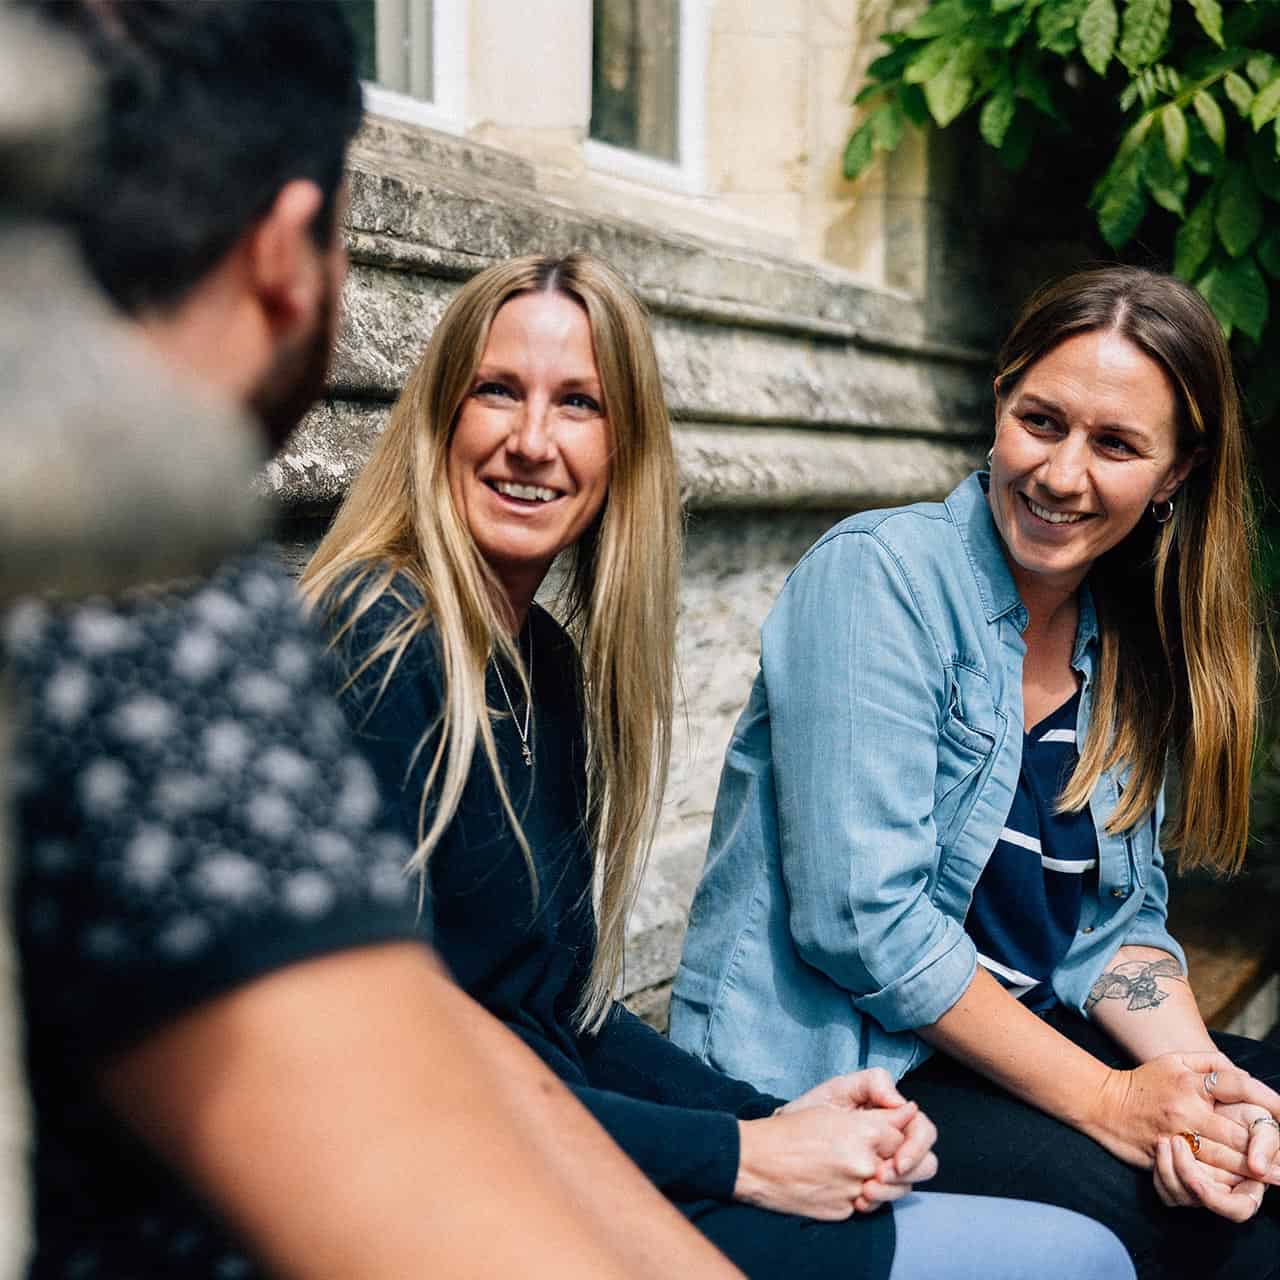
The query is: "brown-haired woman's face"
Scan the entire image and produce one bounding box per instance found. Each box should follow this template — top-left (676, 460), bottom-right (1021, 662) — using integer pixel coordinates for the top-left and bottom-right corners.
top-left (988, 329), bottom-right (1193, 596)
top-left (447, 291), bottom-right (612, 607)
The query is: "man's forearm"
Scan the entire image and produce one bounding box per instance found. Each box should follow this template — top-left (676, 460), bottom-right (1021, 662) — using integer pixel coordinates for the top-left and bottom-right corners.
top-left (438, 976), bottom-right (746, 1279)
top-left (103, 946), bottom-right (743, 1280)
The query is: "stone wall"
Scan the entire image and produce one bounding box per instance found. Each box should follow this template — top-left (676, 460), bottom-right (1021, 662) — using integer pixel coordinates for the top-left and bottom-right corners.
top-left (271, 114), bottom-right (991, 1019)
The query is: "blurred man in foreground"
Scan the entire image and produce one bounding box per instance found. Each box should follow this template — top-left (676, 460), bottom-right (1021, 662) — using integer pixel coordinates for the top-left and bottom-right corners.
top-left (5, 3), bottom-right (742, 1276)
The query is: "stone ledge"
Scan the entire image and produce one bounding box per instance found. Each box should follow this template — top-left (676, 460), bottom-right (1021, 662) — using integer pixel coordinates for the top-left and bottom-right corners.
top-left (343, 158), bottom-right (995, 359)
top-left (332, 262), bottom-right (991, 432)
top-left (351, 113), bottom-right (537, 193)
top-left (264, 401), bottom-right (983, 516)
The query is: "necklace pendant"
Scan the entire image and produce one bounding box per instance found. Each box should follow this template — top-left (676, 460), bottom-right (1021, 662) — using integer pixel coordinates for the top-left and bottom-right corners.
top-left (521, 742), bottom-right (533, 767)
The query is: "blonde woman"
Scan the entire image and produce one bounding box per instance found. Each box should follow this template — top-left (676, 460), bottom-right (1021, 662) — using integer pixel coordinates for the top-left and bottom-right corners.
top-left (671, 266), bottom-right (1280, 1279)
top-left (302, 253), bottom-right (1130, 1279)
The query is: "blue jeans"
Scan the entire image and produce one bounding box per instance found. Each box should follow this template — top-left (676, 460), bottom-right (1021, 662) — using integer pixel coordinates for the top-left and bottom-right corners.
top-left (889, 1192), bottom-right (1133, 1280)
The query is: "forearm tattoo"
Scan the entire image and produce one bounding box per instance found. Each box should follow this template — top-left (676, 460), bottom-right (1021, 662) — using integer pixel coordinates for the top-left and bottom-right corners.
top-left (1085, 958), bottom-right (1186, 1013)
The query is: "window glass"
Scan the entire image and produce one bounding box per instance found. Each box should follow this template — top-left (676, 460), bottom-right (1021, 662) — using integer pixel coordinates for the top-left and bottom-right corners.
top-left (340, 0), bottom-right (434, 102)
top-left (590, 0), bottom-right (680, 163)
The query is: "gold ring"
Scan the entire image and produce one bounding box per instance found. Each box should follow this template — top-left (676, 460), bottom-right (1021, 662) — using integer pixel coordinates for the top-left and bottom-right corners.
top-left (1179, 1131), bottom-right (1202, 1156)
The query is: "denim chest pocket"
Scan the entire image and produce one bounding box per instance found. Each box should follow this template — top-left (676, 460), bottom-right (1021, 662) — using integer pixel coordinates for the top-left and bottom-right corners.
top-left (1116, 784), bottom-right (1154, 890)
top-left (935, 666), bottom-right (996, 810)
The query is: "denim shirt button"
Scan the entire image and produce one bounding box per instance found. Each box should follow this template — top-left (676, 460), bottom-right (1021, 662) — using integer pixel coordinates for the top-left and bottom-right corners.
top-left (1111, 887), bottom-right (1128, 898)
top-left (1081, 925), bottom-right (1095, 934)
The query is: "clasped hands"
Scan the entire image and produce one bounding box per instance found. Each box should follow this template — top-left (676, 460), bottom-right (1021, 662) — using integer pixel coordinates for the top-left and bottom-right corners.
top-left (734, 1068), bottom-right (937, 1220)
top-left (1092, 1050), bottom-right (1280, 1223)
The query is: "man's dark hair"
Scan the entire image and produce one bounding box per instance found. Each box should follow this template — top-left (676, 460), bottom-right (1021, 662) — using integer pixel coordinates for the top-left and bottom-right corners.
top-left (29, 0), bottom-right (363, 312)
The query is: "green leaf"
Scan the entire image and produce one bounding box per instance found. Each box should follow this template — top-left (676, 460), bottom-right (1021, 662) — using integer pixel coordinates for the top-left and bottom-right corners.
top-left (1037, 0), bottom-right (1088, 55)
top-left (1096, 159), bottom-right (1148, 247)
top-left (903, 38), bottom-right (954, 86)
top-left (1193, 89), bottom-right (1226, 149)
top-left (843, 122), bottom-right (876, 181)
top-left (998, 107), bottom-right (1035, 170)
top-left (1078, 0), bottom-right (1118, 76)
top-left (1016, 50), bottom-right (1058, 118)
top-left (1175, 189), bottom-right (1217, 278)
top-left (1142, 132), bottom-right (1187, 215)
top-left (899, 84), bottom-right (931, 126)
top-left (1224, 72), bottom-right (1255, 118)
top-left (1118, 0), bottom-right (1171, 71)
top-left (1215, 163), bottom-right (1264, 257)
top-left (1198, 254), bottom-right (1270, 341)
top-left (1247, 54), bottom-right (1279, 91)
top-left (870, 102), bottom-right (905, 152)
top-left (1114, 111), bottom-right (1155, 167)
top-left (1259, 228), bottom-right (1280, 280)
top-left (905, 0), bottom-right (973, 40)
top-left (923, 43), bottom-right (978, 128)
top-left (999, 4), bottom-right (1036, 48)
top-left (1190, 0), bottom-right (1225, 49)
top-left (1161, 103), bottom-right (1189, 168)
top-left (992, 0), bottom-right (1026, 11)
top-left (866, 43), bottom-right (917, 84)
top-left (1186, 113), bottom-right (1224, 176)
top-left (1252, 77), bottom-right (1280, 131)
top-left (981, 87), bottom-right (1018, 148)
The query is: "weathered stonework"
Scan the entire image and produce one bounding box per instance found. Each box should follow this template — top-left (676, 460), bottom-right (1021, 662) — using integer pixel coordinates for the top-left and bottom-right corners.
top-left (274, 112), bottom-right (991, 1021)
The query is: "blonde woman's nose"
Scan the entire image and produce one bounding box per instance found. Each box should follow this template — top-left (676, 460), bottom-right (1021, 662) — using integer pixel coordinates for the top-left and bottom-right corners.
top-left (508, 400), bottom-right (555, 462)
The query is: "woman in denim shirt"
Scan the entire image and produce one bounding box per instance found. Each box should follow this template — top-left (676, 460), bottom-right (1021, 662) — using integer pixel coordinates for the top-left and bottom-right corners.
top-left (672, 268), bottom-right (1280, 1278)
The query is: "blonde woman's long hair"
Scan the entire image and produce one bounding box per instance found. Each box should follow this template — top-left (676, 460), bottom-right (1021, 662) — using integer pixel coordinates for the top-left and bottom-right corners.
top-left (995, 265), bottom-right (1259, 874)
top-left (301, 252), bottom-right (681, 1031)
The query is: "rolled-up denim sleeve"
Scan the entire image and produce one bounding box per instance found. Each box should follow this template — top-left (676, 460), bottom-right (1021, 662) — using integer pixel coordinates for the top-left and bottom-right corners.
top-left (1118, 787), bottom-right (1187, 969)
top-left (763, 530), bottom-right (978, 1033)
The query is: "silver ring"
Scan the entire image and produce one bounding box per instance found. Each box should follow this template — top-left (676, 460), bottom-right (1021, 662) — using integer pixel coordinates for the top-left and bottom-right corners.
top-left (1250, 1116), bottom-right (1280, 1134)
top-left (1204, 1070), bottom-right (1219, 1096)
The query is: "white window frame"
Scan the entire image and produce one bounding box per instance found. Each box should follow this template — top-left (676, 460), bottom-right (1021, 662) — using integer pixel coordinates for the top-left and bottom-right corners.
top-left (360, 0), bottom-right (467, 135)
top-left (584, 0), bottom-right (709, 196)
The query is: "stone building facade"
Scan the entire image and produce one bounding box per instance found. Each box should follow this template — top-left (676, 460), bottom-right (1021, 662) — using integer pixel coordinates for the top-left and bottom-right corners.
top-left (276, 0), bottom-right (999, 1021)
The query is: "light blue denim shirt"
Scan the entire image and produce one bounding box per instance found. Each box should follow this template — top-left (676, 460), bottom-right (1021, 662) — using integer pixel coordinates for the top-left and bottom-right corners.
top-left (669, 472), bottom-right (1186, 1099)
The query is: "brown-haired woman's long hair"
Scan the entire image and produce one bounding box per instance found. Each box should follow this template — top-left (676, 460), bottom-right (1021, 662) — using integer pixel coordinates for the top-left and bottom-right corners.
top-left (995, 265), bottom-right (1258, 875)
top-left (300, 253), bottom-right (681, 1031)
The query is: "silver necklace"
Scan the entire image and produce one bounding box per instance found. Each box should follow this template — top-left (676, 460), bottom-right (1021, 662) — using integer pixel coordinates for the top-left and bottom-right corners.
top-left (492, 633), bottom-right (534, 767)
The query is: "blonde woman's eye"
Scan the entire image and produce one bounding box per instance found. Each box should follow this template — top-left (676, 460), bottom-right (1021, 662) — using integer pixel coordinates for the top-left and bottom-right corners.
top-left (474, 381), bottom-right (515, 399)
top-left (565, 393), bottom-right (602, 413)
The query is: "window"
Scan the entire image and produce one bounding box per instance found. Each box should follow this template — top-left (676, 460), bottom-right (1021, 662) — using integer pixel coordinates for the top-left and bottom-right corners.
top-left (586, 0), bottom-right (708, 193)
top-left (339, 0), bottom-right (465, 132)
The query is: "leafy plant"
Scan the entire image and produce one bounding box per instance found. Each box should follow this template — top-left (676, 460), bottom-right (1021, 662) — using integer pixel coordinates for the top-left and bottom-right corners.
top-left (846, 0), bottom-right (1280, 352)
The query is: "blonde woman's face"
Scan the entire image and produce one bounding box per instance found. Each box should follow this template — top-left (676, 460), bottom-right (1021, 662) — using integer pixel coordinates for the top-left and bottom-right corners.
top-left (447, 291), bottom-right (612, 609)
top-left (988, 330), bottom-right (1193, 597)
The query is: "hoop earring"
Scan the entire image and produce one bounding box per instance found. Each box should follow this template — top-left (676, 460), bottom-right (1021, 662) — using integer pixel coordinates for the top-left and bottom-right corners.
top-left (986, 446), bottom-right (994, 468)
top-left (1151, 497), bottom-right (1174, 525)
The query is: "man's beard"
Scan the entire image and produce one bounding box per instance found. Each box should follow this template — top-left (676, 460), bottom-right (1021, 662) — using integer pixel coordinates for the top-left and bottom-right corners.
top-left (249, 275), bottom-right (337, 457)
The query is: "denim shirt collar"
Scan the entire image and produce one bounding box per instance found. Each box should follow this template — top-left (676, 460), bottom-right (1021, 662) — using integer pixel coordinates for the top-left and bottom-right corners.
top-left (945, 471), bottom-right (1098, 673)
top-left (945, 472), bottom-right (1025, 625)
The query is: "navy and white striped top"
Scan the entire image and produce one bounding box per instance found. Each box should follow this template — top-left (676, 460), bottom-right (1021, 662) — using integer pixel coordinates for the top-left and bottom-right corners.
top-left (965, 688), bottom-right (1098, 1012)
